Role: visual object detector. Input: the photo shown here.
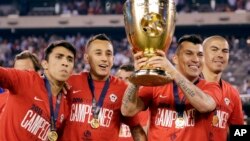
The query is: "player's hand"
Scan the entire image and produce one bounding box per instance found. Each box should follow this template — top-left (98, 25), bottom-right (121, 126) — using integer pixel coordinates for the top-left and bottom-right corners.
top-left (62, 82), bottom-right (71, 95)
top-left (147, 50), bottom-right (176, 76)
top-left (133, 51), bottom-right (148, 71)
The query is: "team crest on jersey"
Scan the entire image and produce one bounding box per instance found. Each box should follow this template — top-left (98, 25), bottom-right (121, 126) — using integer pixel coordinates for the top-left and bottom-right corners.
top-left (82, 130), bottom-right (92, 140)
top-left (224, 98), bottom-right (230, 106)
top-left (109, 94), bottom-right (117, 102)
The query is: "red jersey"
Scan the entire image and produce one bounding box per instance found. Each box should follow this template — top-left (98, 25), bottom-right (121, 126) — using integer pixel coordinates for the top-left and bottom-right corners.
top-left (0, 90), bottom-right (8, 115)
top-left (138, 79), bottom-right (222, 141)
top-left (0, 68), bottom-right (69, 141)
top-left (61, 72), bottom-right (138, 141)
top-left (118, 123), bottom-right (133, 141)
top-left (138, 108), bottom-right (150, 127)
top-left (205, 80), bottom-right (244, 141)
top-left (118, 109), bottom-right (149, 141)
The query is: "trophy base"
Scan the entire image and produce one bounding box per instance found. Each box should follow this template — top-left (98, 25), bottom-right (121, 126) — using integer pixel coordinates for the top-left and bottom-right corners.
top-left (128, 69), bottom-right (172, 86)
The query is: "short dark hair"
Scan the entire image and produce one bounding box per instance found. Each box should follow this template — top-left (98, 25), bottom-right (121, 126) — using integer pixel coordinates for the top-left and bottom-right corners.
top-left (118, 64), bottom-right (135, 72)
top-left (44, 40), bottom-right (76, 61)
top-left (86, 34), bottom-right (111, 49)
top-left (176, 34), bottom-right (203, 54)
top-left (14, 50), bottom-right (41, 72)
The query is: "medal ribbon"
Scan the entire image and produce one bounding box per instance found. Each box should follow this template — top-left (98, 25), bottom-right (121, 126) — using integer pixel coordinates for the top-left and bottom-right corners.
top-left (0, 87), bottom-right (4, 93)
top-left (44, 76), bottom-right (62, 131)
top-left (87, 74), bottom-right (110, 119)
top-left (173, 79), bottom-right (199, 117)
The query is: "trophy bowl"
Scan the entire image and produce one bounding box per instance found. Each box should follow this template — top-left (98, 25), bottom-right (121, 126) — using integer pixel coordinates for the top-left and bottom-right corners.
top-left (123, 0), bottom-right (176, 86)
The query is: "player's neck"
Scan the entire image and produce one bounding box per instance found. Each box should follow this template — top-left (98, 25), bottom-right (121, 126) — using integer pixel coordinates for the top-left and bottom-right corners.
top-left (44, 73), bottom-right (64, 96)
top-left (89, 72), bottom-right (109, 81)
top-left (190, 77), bottom-right (199, 83)
top-left (202, 68), bottom-right (221, 83)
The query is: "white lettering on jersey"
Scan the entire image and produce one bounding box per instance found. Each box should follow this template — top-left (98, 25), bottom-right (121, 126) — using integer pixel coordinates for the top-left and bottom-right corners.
top-left (119, 124), bottom-right (132, 137)
top-left (21, 110), bottom-right (50, 141)
top-left (155, 108), bottom-right (196, 128)
top-left (155, 108), bottom-right (177, 127)
top-left (183, 108), bottom-right (195, 126)
top-left (70, 104), bottom-right (114, 128)
top-left (98, 107), bottom-right (113, 127)
top-left (213, 110), bottom-right (229, 128)
top-left (70, 104), bottom-right (92, 122)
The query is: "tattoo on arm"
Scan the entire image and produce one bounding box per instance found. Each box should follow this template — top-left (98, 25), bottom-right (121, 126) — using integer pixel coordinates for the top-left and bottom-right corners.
top-left (122, 84), bottom-right (139, 109)
top-left (177, 78), bottom-right (196, 97)
top-left (174, 74), bottom-right (216, 112)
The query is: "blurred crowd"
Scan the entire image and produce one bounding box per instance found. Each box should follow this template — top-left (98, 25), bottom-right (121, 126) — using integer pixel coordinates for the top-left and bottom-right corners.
top-left (0, 33), bottom-right (250, 95)
top-left (0, 0), bottom-right (250, 16)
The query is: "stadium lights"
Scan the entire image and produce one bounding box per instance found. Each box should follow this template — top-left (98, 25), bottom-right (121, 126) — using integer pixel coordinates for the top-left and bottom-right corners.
top-left (7, 14), bottom-right (19, 25)
top-left (58, 13), bottom-right (70, 25)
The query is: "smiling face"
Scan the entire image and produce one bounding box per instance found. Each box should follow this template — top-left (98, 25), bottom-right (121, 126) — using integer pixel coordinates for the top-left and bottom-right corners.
top-left (203, 38), bottom-right (229, 74)
top-left (173, 41), bottom-right (204, 81)
top-left (84, 39), bottom-right (114, 80)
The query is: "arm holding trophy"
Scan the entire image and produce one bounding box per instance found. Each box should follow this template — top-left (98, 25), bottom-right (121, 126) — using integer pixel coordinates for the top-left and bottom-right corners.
top-left (121, 0), bottom-right (176, 116)
top-left (121, 48), bottom-right (217, 117)
top-left (122, 1), bottom-right (221, 137)
top-left (147, 49), bottom-right (217, 113)
top-left (121, 78), bottom-right (144, 116)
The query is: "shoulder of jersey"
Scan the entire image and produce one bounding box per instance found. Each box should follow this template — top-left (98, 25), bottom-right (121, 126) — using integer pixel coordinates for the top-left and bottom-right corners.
top-left (110, 76), bottom-right (127, 86)
top-left (221, 80), bottom-right (239, 94)
top-left (69, 72), bottom-right (87, 80)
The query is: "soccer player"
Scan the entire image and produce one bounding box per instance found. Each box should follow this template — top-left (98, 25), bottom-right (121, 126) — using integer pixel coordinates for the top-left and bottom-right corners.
top-left (116, 64), bottom-right (149, 141)
top-left (121, 34), bottom-right (222, 141)
top-left (0, 40), bottom-right (76, 141)
top-left (13, 50), bottom-right (41, 72)
top-left (202, 35), bottom-right (244, 141)
top-left (0, 50), bottom-right (41, 114)
top-left (116, 64), bottom-right (135, 82)
top-left (61, 34), bottom-right (146, 141)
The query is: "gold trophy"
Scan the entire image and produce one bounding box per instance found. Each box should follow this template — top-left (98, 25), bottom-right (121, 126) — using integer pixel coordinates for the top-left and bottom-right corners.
top-left (123, 0), bottom-right (176, 86)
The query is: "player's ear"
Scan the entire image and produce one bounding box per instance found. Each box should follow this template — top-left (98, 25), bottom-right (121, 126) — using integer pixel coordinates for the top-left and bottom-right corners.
top-left (41, 60), bottom-right (48, 70)
top-left (172, 54), bottom-right (178, 65)
top-left (84, 53), bottom-right (89, 64)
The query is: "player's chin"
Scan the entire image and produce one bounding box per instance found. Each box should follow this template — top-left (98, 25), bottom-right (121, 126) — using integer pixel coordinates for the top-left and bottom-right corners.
top-left (190, 72), bottom-right (200, 78)
top-left (98, 70), bottom-right (110, 76)
top-left (213, 69), bottom-right (223, 74)
top-left (99, 73), bottom-right (109, 78)
top-left (57, 74), bottom-right (71, 82)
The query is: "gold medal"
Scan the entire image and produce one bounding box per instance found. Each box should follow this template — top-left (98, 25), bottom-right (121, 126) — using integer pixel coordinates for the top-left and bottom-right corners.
top-left (212, 115), bottom-right (219, 126)
top-left (90, 118), bottom-right (100, 129)
top-left (175, 117), bottom-right (185, 128)
top-left (47, 130), bottom-right (58, 141)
